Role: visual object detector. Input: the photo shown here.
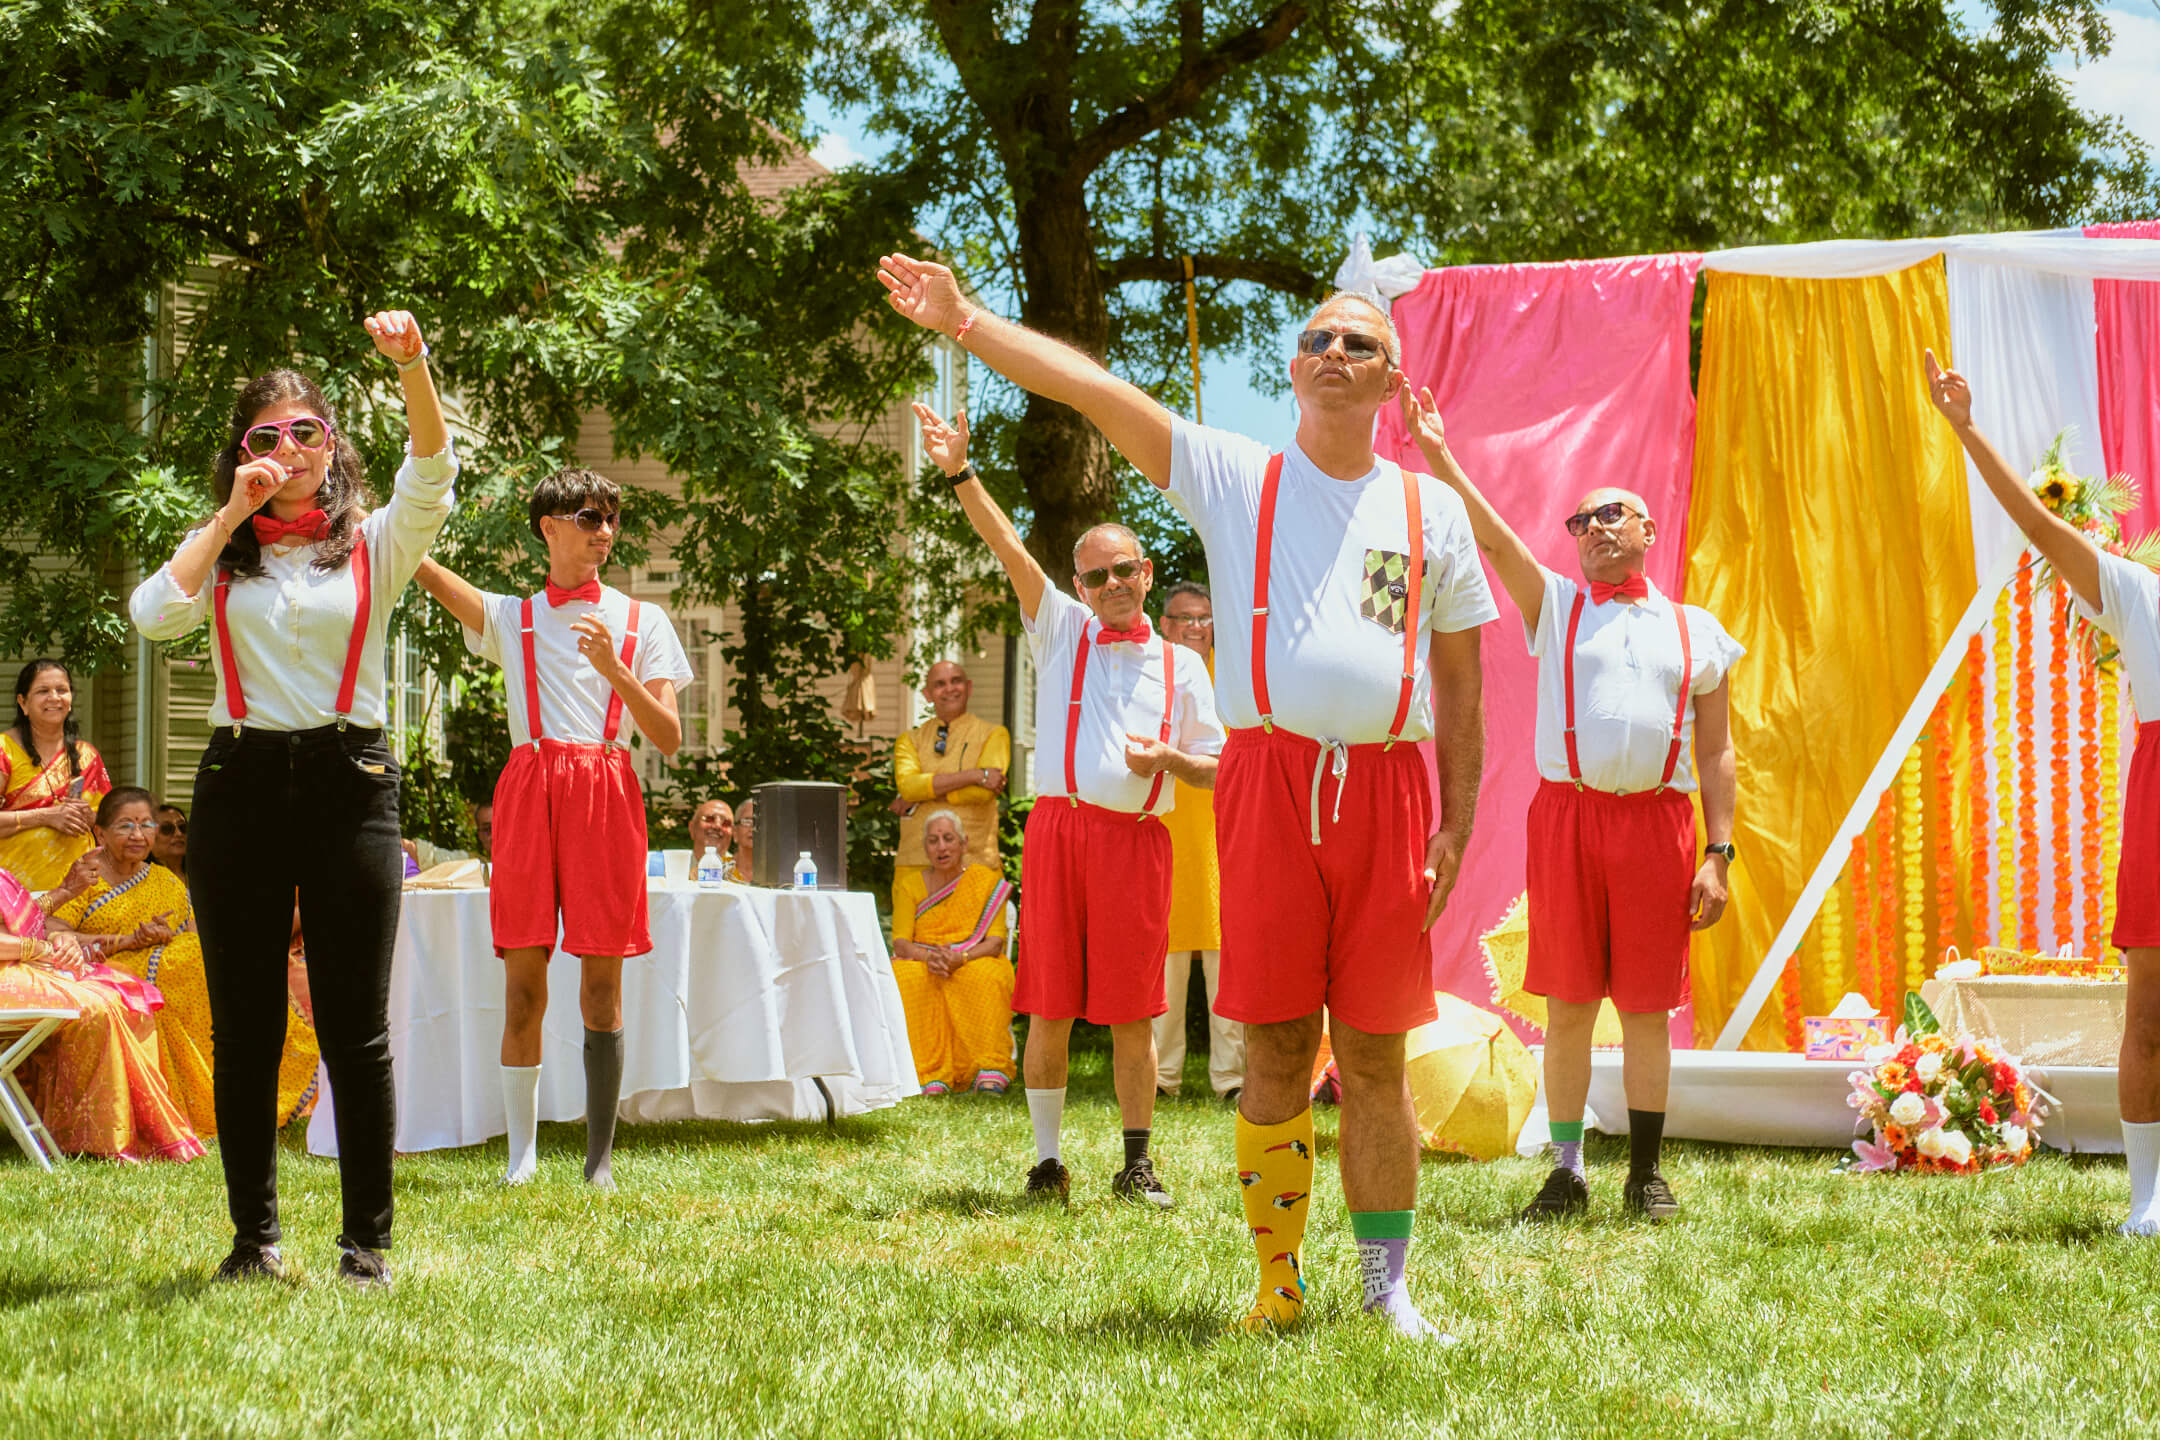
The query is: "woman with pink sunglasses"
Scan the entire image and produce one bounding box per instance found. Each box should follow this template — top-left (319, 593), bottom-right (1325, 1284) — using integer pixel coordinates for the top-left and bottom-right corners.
top-left (129, 311), bottom-right (454, 1289)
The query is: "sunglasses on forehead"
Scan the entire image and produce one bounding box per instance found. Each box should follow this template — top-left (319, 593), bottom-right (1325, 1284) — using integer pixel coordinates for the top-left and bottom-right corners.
top-left (1077, 557), bottom-right (1146, 589)
top-left (552, 506), bottom-right (620, 533)
top-left (1564, 501), bottom-right (1641, 537)
top-left (1296, 328), bottom-right (1393, 364)
top-left (240, 416), bottom-right (333, 460)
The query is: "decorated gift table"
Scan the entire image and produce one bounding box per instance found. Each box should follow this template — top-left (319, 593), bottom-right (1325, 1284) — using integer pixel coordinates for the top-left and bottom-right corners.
top-left (307, 881), bottom-right (913, 1156)
top-left (1918, 974), bottom-right (2127, 1070)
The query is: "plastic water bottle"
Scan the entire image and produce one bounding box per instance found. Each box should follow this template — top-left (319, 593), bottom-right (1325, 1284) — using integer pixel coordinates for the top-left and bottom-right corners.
top-left (793, 850), bottom-right (818, 890)
top-left (696, 847), bottom-right (725, 887)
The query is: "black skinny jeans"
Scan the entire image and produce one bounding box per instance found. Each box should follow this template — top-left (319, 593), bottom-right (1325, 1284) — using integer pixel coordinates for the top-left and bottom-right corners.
top-left (189, 723), bottom-right (403, 1252)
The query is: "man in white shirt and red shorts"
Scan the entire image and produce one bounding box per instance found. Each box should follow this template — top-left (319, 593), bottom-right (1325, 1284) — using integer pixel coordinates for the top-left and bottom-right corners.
top-left (881, 256), bottom-right (1493, 1338)
top-left (910, 401), bottom-right (1226, 1208)
top-left (1401, 388), bottom-right (1742, 1225)
top-left (415, 469), bottom-right (692, 1190)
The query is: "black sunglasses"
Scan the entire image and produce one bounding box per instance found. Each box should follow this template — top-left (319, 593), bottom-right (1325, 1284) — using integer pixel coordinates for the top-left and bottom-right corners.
top-left (1564, 501), bottom-right (1641, 537)
top-left (933, 723), bottom-right (949, 757)
top-left (158, 820), bottom-right (187, 837)
top-left (553, 507), bottom-right (620, 533)
top-left (1076, 557), bottom-right (1146, 589)
top-left (1297, 328), bottom-right (1392, 364)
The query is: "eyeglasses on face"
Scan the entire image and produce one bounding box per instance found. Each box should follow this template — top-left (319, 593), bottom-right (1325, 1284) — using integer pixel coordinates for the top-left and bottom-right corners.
top-left (241, 416), bottom-right (333, 460)
top-left (106, 821), bottom-right (157, 837)
top-left (1296, 328), bottom-right (1392, 365)
top-left (1076, 557), bottom-right (1146, 589)
top-left (1164, 612), bottom-right (1214, 628)
top-left (1564, 501), bottom-right (1641, 537)
top-left (553, 507), bottom-right (621, 533)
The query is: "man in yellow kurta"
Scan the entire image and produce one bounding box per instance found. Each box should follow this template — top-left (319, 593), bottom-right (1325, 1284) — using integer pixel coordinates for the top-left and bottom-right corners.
top-left (891, 659), bottom-right (1011, 911)
top-left (1151, 582), bottom-right (1246, 1101)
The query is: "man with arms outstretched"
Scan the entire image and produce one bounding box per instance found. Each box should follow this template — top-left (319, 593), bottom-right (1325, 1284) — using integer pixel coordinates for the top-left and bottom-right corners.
top-left (881, 255), bottom-right (1494, 1337)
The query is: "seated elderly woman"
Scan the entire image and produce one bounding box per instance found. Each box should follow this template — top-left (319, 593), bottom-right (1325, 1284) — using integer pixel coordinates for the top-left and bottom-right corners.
top-left (890, 808), bottom-right (1015, 1096)
top-left (0, 864), bottom-right (202, 1161)
top-left (45, 787), bottom-right (321, 1136)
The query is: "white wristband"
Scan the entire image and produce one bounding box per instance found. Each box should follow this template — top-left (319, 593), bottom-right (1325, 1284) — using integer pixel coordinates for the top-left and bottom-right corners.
top-left (396, 343), bottom-right (431, 375)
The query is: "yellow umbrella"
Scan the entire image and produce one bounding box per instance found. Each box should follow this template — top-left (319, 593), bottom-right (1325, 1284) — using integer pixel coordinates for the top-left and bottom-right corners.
top-left (1480, 891), bottom-right (1625, 1046)
top-left (1406, 992), bottom-right (1539, 1161)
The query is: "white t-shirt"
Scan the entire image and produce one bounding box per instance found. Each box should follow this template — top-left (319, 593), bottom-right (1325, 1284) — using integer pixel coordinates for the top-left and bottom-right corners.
top-left (2074, 552), bottom-right (2160, 719)
top-left (1526, 570), bottom-right (1744, 795)
top-left (131, 443), bottom-right (459, 731)
top-left (464, 584), bottom-right (693, 749)
top-left (1025, 586), bottom-right (1226, 813)
top-left (1166, 420), bottom-right (1499, 744)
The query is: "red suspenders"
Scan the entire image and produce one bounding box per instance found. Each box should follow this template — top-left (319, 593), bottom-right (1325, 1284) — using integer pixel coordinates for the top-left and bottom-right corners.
top-left (1250, 453), bottom-right (1423, 746)
top-left (212, 534), bottom-right (372, 735)
top-left (518, 594), bottom-right (643, 748)
top-left (1062, 624), bottom-right (1177, 818)
top-left (1560, 588), bottom-right (1692, 791)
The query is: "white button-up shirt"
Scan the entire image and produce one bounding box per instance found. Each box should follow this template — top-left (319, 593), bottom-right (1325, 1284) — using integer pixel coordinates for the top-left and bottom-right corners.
top-left (464, 585), bottom-right (693, 748)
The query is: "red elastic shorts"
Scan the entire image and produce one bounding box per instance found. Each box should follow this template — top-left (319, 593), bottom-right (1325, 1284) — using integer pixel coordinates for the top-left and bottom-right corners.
top-left (490, 739), bottom-right (652, 959)
top-left (1213, 727), bottom-right (1438, 1035)
top-left (2115, 721), bottom-right (2160, 950)
top-left (1013, 798), bottom-right (1172, 1025)
top-left (1523, 778), bottom-right (1696, 1013)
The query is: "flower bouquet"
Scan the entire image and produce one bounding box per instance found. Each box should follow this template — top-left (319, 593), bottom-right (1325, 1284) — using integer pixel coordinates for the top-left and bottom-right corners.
top-left (2027, 429), bottom-right (2158, 668)
top-left (1846, 996), bottom-right (2046, 1174)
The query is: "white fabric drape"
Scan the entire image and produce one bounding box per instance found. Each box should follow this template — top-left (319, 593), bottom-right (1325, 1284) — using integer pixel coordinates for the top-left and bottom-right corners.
top-left (1702, 229), bottom-right (2160, 281)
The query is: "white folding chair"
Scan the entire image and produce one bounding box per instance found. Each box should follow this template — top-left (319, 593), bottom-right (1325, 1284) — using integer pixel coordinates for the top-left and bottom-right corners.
top-left (0, 1008), bottom-right (76, 1171)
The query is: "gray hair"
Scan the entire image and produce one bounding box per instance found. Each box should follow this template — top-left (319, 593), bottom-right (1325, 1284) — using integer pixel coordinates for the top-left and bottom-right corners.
top-left (1071, 521), bottom-right (1143, 573)
top-left (920, 807), bottom-right (968, 843)
top-left (1307, 291), bottom-right (1402, 367)
top-left (1162, 580), bottom-right (1211, 608)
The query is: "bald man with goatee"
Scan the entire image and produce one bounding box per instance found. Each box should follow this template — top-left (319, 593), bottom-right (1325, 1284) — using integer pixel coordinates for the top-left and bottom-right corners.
top-left (1401, 385), bottom-right (1743, 1227)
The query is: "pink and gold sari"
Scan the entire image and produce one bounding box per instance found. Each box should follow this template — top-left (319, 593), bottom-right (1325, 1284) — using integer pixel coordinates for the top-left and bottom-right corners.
top-left (0, 732), bottom-right (112, 890)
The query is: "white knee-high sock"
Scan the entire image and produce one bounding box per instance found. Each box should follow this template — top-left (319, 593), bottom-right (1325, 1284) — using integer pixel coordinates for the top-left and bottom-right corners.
top-left (2122, 1120), bottom-right (2160, 1236)
top-left (1026, 1087), bottom-right (1065, 1164)
top-left (502, 1064), bottom-right (542, 1185)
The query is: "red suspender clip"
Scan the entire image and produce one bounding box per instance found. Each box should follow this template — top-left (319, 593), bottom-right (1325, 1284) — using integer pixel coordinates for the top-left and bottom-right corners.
top-left (213, 534), bottom-right (371, 736)
top-left (1562, 586), bottom-right (1693, 791)
top-left (520, 594), bottom-right (644, 748)
top-left (1063, 622), bottom-right (1178, 818)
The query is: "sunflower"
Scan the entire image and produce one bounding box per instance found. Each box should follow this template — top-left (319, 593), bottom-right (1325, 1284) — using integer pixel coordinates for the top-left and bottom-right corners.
top-left (2035, 472), bottom-right (2078, 509)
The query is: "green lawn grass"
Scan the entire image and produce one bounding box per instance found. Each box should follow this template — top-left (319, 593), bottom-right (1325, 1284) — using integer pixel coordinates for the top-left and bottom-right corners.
top-left (3, 1035), bottom-right (2157, 1439)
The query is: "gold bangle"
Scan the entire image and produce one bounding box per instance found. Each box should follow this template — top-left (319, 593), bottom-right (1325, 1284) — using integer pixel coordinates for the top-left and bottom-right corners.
top-left (19, 936), bottom-right (43, 963)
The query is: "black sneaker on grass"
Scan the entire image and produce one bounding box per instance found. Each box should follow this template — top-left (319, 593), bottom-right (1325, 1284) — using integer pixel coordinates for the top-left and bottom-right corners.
top-left (1111, 1155), bottom-right (1174, 1209)
top-left (335, 1242), bottom-right (392, 1290)
top-left (1024, 1157), bottom-right (1071, 1203)
top-left (1518, 1165), bottom-right (1590, 1222)
top-left (1624, 1169), bottom-right (1680, 1222)
top-left (212, 1243), bottom-right (287, 1282)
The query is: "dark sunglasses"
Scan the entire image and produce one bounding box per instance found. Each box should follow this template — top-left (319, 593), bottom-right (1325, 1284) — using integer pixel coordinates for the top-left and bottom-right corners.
top-left (1297, 328), bottom-right (1392, 364)
top-left (1077, 557), bottom-right (1146, 589)
top-left (158, 820), bottom-right (187, 837)
top-left (240, 416), bottom-right (332, 460)
top-left (933, 723), bottom-right (949, 757)
top-left (553, 507), bottom-right (620, 533)
top-left (1564, 501), bottom-right (1641, 537)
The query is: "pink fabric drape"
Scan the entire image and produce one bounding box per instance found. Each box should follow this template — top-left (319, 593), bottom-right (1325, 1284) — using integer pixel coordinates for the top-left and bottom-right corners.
top-left (2086, 222), bottom-right (2160, 538)
top-left (1374, 254), bottom-right (1704, 1038)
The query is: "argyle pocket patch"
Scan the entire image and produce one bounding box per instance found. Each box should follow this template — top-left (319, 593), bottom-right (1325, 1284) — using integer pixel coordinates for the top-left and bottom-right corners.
top-left (1359, 549), bottom-right (1424, 636)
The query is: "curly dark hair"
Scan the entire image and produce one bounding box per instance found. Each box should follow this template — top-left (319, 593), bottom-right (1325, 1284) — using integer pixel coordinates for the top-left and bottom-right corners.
top-left (211, 369), bottom-right (370, 581)
top-left (9, 659), bottom-right (83, 778)
top-left (528, 467), bottom-right (623, 541)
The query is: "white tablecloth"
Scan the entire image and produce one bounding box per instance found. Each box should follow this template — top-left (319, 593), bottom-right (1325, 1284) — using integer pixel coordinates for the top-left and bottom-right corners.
top-left (308, 882), bottom-right (913, 1155)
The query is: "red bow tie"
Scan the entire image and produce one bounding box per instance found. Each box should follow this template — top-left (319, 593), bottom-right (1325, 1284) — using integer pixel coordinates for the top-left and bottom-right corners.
top-left (251, 509), bottom-right (328, 546)
top-left (546, 577), bottom-right (602, 608)
top-left (1094, 621), bottom-right (1153, 646)
top-left (1590, 573), bottom-right (1650, 605)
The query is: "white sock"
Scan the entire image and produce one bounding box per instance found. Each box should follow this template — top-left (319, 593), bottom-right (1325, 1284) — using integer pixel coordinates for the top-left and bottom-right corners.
top-left (2122, 1120), bottom-right (2160, 1236)
top-left (502, 1064), bottom-right (542, 1185)
top-left (1026, 1087), bottom-right (1065, 1164)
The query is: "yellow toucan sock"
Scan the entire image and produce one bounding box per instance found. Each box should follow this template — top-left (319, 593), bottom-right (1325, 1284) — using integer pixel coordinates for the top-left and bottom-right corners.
top-left (1236, 1107), bottom-right (1315, 1332)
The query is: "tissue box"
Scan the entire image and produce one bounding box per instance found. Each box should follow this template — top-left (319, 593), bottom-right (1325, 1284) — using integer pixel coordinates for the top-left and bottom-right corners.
top-left (1804, 1016), bottom-right (1892, 1060)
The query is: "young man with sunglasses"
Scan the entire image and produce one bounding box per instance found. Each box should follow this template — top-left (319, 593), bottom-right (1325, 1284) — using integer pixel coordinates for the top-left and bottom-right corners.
top-left (881, 257), bottom-right (1493, 1339)
top-left (411, 468), bottom-right (692, 1189)
top-left (909, 401), bottom-right (1225, 1209)
top-left (1400, 386), bottom-right (1742, 1225)
top-left (890, 660), bottom-right (1010, 914)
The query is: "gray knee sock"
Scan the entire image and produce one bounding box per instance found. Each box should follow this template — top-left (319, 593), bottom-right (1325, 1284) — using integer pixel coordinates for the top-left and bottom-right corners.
top-left (583, 1028), bottom-right (625, 1187)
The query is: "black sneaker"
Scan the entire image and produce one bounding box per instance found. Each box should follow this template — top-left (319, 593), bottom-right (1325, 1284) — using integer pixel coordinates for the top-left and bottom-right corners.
top-left (212, 1243), bottom-right (287, 1282)
top-left (1518, 1165), bottom-right (1590, 1222)
top-left (1112, 1155), bottom-right (1175, 1209)
top-left (335, 1241), bottom-right (393, 1290)
top-left (1222, 1086), bottom-right (1243, 1109)
top-left (1024, 1157), bottom-right (1071, 1203)
top-left (1624, 1169), bottom-right (1681, 1222)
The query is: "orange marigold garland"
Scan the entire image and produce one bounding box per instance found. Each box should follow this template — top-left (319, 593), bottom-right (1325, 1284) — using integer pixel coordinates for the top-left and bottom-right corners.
top-left (1850, 833), bottom-right (1877, 1017)
top-left (2050, 582), bottom-right (2073, 950)
top-left (1934, 682), bottom-right (1960, 958)
top-left (1993, 583), bottom-right (2019, 951)
top-left (1899, 738), bottom-right (1926, 998)
top-left (2080, 644), bottom-right (2103, 960)
top-left (1965, 634), bottom-right (1991, 950)
top-left (2101, 671), bottom-right (2123, 942)
top-left (1778, 956), bottom-right (1804, 1052)
top-left (2015, 562), bottom-right (2039, 951)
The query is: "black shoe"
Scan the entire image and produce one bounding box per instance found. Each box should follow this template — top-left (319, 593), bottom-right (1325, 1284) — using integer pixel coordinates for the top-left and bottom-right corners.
top-left (1024, 1157), bottom-right (1071, 1203)
top-left (1111, 1155), bottom-right (1175, 1209)
top-left (1156, 1086), bottom-right (1179, 1101)
top-left (335, 1241), bottom-right (393, 1290)
top-left (212, 1243), bottom-right (287, 1282)
top-left (1222, 1086), bottom-right (1243, 1109)
top-left (1518, 1165), bottom-right (1590, 1222)
top-left (1624, 1169), bottom-right (1681, 1222)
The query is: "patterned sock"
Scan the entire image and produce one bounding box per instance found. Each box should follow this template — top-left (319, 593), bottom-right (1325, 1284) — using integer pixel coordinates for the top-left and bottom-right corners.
top-left (583, 1028), bottom-right (625, 1188)
top-left (1350, 1210), bottom-right (1441, 1340)
top-left (501, 1064), bottom-right (541, 1185)
top-left (1123, 1128), bottom-right (1151, 1169)
top-left (1627, 1109), bottom-right (1666, 1182)
top-left (2122, 1120), bottom-right (2160, 1236)
top-left (1549, 1118), bottom-right (1586, 1178)
top-left (1026, 1087), bottom-right (1065, 1164)
top-left (1235, 1108), bottom-right (1314, 1332)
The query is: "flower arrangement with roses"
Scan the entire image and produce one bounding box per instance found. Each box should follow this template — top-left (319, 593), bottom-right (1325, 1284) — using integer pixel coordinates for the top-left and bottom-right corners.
top-left (2026, 429), bottom-right (2157, 669)
top-left (1846, 1003), bottom-right (2045, 1174)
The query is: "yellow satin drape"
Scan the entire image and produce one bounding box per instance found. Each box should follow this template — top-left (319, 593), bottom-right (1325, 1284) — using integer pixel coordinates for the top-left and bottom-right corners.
top-left (1684, 262), bottom-right (1975, 1049)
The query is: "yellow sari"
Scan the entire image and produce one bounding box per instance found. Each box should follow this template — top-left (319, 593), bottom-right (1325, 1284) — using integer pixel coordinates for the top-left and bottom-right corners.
top-left (52, 862), bottom-right (321, 1134)
top-left (892, 863), bottom-right (1015, 1090)
top-left (0, 732), bottom-right (111, 890)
